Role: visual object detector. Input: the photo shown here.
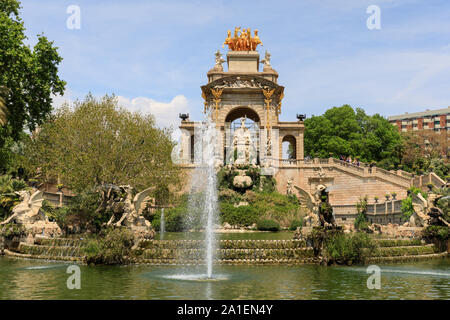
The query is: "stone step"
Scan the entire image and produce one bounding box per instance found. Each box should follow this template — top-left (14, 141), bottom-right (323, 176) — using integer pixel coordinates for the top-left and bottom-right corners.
top-left (366, 252), bottom-right (448, 263)
top-left (4, 249), bottom-right (83, 261)
top-left (368, 244), bottom-right (437, 257)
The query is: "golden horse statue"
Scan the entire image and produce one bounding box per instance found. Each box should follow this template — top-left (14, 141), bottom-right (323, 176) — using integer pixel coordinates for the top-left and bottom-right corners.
top-left (223, 27), bottom-right (263, 51)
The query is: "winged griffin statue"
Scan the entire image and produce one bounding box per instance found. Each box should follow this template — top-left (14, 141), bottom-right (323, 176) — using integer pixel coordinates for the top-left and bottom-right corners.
top-left (409, 192), bottom-right (449, 228)
top-left (1, 189), bottom-right (46, 225)
top-left (294, 185), bottom-right (336, 227)
top-left (106, 185), bottom-right (154, 229)
top-left (1, 189), bottom-right (62, 237)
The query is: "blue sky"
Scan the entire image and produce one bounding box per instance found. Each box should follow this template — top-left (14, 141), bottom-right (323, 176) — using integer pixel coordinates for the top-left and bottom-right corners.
top-left (19, 0), bottom-right (450, 129)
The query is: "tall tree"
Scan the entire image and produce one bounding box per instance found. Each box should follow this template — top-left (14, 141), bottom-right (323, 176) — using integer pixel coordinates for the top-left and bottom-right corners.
top-left (24, 94), bottom-right (180, 193)
top-left (401, 130), bottom-right (449, 178)
top-left (0, 86), bottom-right (7, 126)
top-left (304, 105), bottom-right (404, 167)
top-left (0, 0), bottom-right (65, 165)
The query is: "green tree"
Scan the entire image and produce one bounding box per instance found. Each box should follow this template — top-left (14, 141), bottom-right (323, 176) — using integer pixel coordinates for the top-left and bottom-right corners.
top-left (304, 105), bottom-right (404, 168)
top-left (24, 94), bottom-right (180, 193)
top-left (400, 130), bottom-right (449, 178)
top-left (0, 0), bottom-right (65, 168)
top-left (354, 195), bottom-right (369, 231)
top-left (0, 86), bottom-right (8, 126)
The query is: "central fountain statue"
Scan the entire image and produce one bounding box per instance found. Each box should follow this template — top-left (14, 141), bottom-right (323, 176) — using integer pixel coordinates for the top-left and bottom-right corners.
top-left (230, 116), bottom-right (257, 166)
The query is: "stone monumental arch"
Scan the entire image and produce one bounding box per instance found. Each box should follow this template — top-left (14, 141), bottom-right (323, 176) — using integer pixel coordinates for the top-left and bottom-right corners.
top-left (177, 28), bottom-right (420, 225)
top-left (178, 27), bottom-right (304, 172)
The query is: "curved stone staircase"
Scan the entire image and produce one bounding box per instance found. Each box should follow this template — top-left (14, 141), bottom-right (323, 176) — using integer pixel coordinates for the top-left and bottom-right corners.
top-left (3, 237), bottom-right (447, 265)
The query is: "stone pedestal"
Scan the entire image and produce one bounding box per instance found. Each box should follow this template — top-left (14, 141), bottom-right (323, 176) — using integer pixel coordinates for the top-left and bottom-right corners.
top-left (227, 51), bottom-right (260, 73)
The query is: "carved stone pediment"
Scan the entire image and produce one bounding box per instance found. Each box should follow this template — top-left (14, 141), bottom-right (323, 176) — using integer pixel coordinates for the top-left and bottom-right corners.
top-left (201, 75), bottom-right (284, 100)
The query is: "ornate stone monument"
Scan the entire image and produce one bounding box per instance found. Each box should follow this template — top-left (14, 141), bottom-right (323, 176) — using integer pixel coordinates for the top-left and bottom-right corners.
top-left (0, 189), bottom-right (62, 237)
top-left (177, 28), bottom-right (411, 225)
top-left (179, 27), bottom-right (304, 179)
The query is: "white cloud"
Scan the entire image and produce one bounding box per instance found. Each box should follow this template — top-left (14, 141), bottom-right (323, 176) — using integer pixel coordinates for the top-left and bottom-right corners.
top-left (51, 89), bottom-right (75, 109)
top-left (117, 95), bottom-right (189, 130)
top-left (52, 91), bottom-right (189, 141)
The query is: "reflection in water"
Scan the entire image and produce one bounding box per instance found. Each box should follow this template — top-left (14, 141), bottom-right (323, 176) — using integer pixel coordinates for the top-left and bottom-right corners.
top-left (0, 257), bottom-right (448, 300)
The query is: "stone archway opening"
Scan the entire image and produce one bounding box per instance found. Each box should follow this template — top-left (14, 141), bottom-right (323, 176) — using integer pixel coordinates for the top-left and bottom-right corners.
top-left (225, 106), bottom-right (260, 123)
top-left (224, 107), bottom-right (261, 165)
top-left (282, 135), bottom-right (296, 159)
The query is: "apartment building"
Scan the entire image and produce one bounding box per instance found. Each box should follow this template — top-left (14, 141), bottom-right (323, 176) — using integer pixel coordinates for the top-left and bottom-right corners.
top-left (388, 107), bottom-right (450, 132)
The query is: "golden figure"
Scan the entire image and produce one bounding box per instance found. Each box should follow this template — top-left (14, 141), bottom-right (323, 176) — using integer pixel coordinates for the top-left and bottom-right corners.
top-left (202, 91), bottom-right (208, 114)
top-left (210, 88), bottom-right (223, 120)
top-left (224, 27), bottom-right (263, 51)
top-left (251, 29), bottom-right (262, 50)
top-left (236, 30), bottom-right (246, 51)
top-left (223, 30), bottom-right (235, 50)
top-left (246, 28), bottom-right (252, 50)
top-left (277, 92), bottom-right (284, 116)
top-left (262, 88), bottom-right (275, 131)
top-left (234, 26), bottom-right (241, 39)
top-left (262, 88), bottom-right (275, 100)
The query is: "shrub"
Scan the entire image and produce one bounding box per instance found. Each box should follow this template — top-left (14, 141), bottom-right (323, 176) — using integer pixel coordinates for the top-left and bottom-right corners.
top-left (0, 223), bottom-right (26, 239)
top-left (220, 203), bottom-right (259, 227)
top-left (256, 219), bottom-right (280, 232)
top-left (422, 225), bottom-right (449, 241)
top-left (217, 167), bottom-right (238, 190)
top-left (245, 166), bottom-right (261, 187)
top-left (152, 206), bottom-right (189, 232)
top-left (323, 232), bottom-right (376, 265)
top-left (62, 191), bottom-right (106, 233)
top-left (218, 188), bottom-right (242, 203)
top-left (289, 219), bottom-right (303, 231)
top-left (401, 196), bottom-right (414, 221)
top-left (354, 196), bottom-right (370, 231)
top-left (83, 227), bottom-right (136, 265)
top-left (260, 176), bottom-right (276, 193)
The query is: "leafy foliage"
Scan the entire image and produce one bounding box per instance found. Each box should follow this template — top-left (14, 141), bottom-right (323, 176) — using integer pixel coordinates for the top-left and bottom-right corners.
top-left (24, 94), bottom-right (180, 193)
top-left (0, 222), bottom-right (26, 238)
top-left (152, 206), bottom-right (189, 232)
top-left (400, 130), bottom-right (449, 179)
top-left (401, 196), bottom-right (414, 221)
top-left (304, 105), bottom-right (403, 169)
top-left (323, 232), bottom-right (376, 265)
top-left (220, 203), bottom-right (260, 227)
top-left (256, 219), bottom-right (280, 231)
top-left (401, 186), bottom-right (429, 221)
top-left (219, 191), bottom-right (303, 228)
top-left (422, 225), bottom-right (449, 241)
top-left (289, 219), bottom-right (303, 231)
top-left (58, 191), bottom-right (107, 233)
top-left (83, 227), bottom-right (136, 265)
top-left (0, 0), bottom-right (65, 170)
top-left (354, 196), bottom-right (370, 231)
top-left (0, 174), bottom-right (28, 220)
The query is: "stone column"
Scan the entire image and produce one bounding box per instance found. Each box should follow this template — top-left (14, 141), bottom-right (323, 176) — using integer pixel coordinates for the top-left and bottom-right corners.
top-left (297, 131), bottom-right (304, 160)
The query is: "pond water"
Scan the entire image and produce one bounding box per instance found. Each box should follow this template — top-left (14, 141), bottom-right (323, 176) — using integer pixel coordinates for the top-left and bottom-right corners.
top-left (0, 256), bottom-right (448, 299)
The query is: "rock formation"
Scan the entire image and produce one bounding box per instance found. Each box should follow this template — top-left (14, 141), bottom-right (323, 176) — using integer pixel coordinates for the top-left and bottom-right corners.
top-left (406, 192), bottom-right (449, 228)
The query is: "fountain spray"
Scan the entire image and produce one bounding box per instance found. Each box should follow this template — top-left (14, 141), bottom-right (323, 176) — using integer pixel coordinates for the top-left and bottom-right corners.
top-left (187, 110), bottom-right (219, 279)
